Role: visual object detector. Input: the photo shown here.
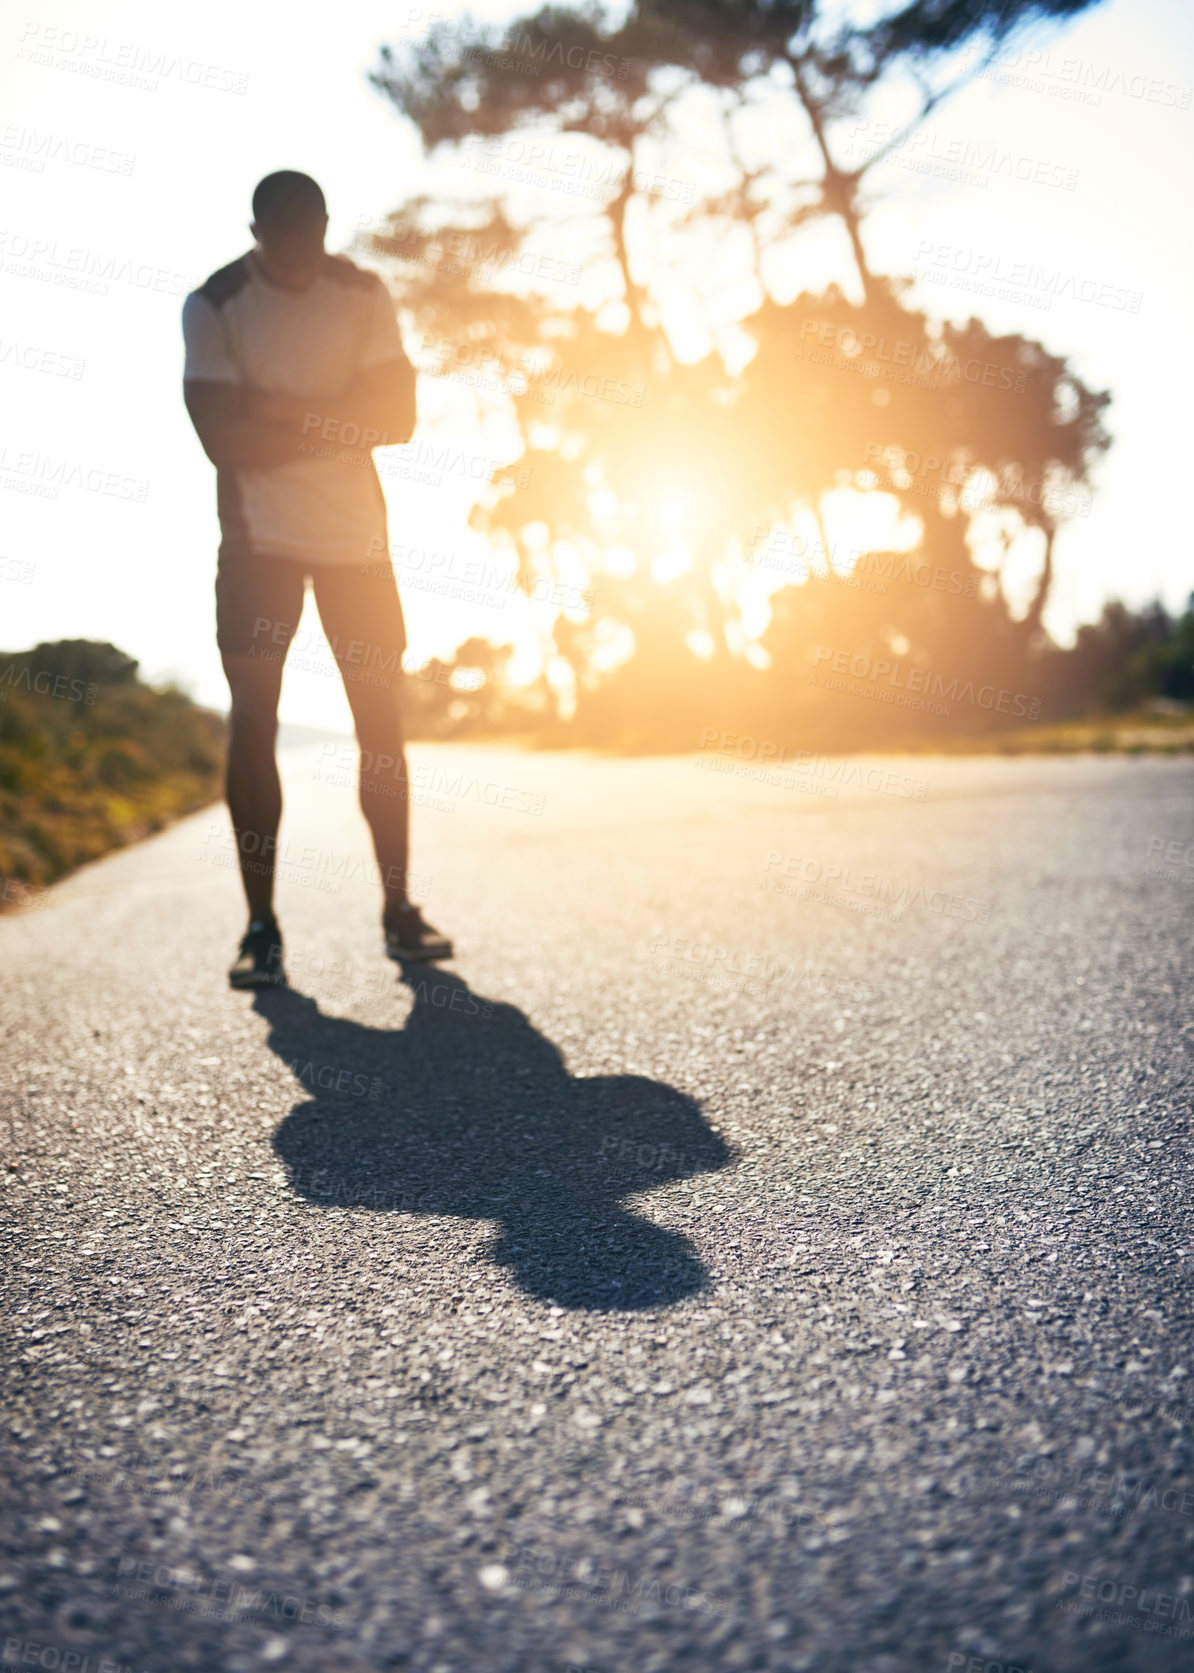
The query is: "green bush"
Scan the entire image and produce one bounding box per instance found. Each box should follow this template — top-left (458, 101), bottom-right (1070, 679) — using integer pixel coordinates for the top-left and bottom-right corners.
top-left (0, 641), bottom-right (225, 899)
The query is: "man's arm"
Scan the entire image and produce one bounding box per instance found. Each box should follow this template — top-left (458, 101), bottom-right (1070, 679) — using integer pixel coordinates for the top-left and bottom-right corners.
top-left (183, 380), bottom-right (311, 471)
top-left (243, 358), bottom-right (417, 449)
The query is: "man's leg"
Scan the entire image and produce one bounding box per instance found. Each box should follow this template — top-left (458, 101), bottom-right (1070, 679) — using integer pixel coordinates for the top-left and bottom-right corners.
top-left (221, 651), bottom-right (287, 919)
top-left (344, 675), bottom-right (409, 918)
top-left (310, 560), bottom-right (409, 916)
top-left (311, 561), bottom-right (451, 959)
top-left (215, 547), bottom-right (304, 927)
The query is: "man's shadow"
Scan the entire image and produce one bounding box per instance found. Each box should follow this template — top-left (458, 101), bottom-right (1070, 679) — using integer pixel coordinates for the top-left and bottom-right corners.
top-left (259, 969), bottom-right (734, 1311)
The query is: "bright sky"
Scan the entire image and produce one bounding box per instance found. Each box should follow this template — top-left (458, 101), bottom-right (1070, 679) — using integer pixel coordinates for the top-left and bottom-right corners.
top-left (2, 0), bottom-right (1191, 729)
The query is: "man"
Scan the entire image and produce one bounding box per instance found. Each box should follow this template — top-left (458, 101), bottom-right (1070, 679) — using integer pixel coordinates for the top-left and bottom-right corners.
top-left (182, 169), bottom-right (451, 987)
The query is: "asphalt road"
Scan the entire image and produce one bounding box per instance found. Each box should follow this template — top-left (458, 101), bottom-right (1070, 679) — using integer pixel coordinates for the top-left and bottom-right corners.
top-left (2, 745), bottom-right (1193, 1673)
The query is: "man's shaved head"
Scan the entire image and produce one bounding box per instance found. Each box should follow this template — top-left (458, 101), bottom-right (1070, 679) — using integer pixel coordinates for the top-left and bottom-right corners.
top-left (251, 170), bottom-right (327, 229)
top-left (249, 172), bottom-right (328, 291)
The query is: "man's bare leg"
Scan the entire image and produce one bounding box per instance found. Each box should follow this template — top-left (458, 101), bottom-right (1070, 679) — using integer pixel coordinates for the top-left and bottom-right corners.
top-left (336, 672), bottom-right (409, 919)
top-left (334, 664), bottom-right (452, 960)
top-left (221, 651), bottom-right (286, 920)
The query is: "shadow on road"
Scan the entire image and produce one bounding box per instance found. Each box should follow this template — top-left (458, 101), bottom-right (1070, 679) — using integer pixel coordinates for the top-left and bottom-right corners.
top-left (259, 968), bottom-right (734, 1311)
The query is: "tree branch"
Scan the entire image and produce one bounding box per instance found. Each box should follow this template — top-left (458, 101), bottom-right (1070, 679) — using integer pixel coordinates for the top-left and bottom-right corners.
top-left (1020, 522), bottom-right (1057, 639)
top-left (792, 63), bottom-right (873, 303)
top-left (852, 44), bottom-right (1001, 177)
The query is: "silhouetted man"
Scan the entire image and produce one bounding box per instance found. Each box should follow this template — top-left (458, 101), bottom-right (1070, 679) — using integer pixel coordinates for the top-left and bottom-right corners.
top-left (182, 170), bottom-right (451, 986)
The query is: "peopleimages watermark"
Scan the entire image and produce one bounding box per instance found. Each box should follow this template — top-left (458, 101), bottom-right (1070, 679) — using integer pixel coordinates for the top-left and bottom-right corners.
top-left (957, 41), bottom-right (1192, 110)
top-left (619, 1467), bottom-right (828, 1535)
top-left (810, 646), bottom-right (1042, 721)
top-left (2, 1641), bottom-right (157, 1673)
top-left (391, 7), bottom-right (632, 80)
top-left (748, 522), bottom-right (984, 601)
top-left (295, 416), bottom-right (534, 493)
top-left (0, 231), bottom-right (197, 298)
top-left (0, 664), bottom-right (97, 704)
top-left (107, 1554), bottom-right (345, 1628)
top-left (146, 1041), bottom-right (380, 1099)
top-left (353, 215), bottom-right (582, 289)
top-left (597, 1134), bottom-right (702, 1176)
top-left (460, 32), bottom-right (631, 82)
top-left (415, 332), bottom-right (646, 409)
top-left (461, 133), bottom-right (693, 205)
top-left (945, 1657), bottom-right (1036, 1673)
top-left (794, 318), bottom-right (1029, 394)
top-left (313, 743), bottom-right (548, 818)
top-left (762, 849), bottom-right (990, 924)
top-left (1054, 1568), bottom-right (1194, 1640)
top-left (286, 1058), bottom-right (381, 1099)
top-left (1, 877), bottom-right (52, 911)
top-left (641, 931), bottom-right (871, 1003)
top-left (915, 241), bottom-right (1143, 314)
top-left (246, 616), bottom-right (485, 693)
top-left (0, 445), bottom-right (149, 505)
top-left (256, 951), bottom-right (485, 1020)
top-left (746, 524), bottom-right (868, 585)
top-left (1, 124), bottom-right (135, 177)
top-left (1143, 836), bottom-right (1194, 887)
top-left (283, 1162), bottom-right (454, 1212)
top-left (860, 442), bottom-right (1092, 521)
top-left (977, 1446), bottom-right (1194, 1524)
top-left (495, 1541), bottom-right (733, 1618)
top-left (0, 336), bottom-right (85, 379)
top-left (841, 121), bottom-right (1079, 193)
top-left (794, 322), bottom-right (939, 393)
top-left (853, 551), bottom-right (978, 598)
top-left (147, 1038), bottom-right (397, 1102)
top-left (49, 1451), bottom-right (278, 1513)
top-left (697, 728), bottom-right (931, 801)
top-left (199, 824), bottom-right (423, 897)
top-left (310, 749), bottom-right (444, 810)
top-left (14, 23), bottom-right (251, 96)
top-left (365, 536), bottom-right (594, 613)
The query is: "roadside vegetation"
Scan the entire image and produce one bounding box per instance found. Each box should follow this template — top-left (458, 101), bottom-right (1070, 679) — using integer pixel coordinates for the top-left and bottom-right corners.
top-left (0, 640), bottom-right (224, 907)
top-left (2, 593), bottom-right (1190, 915)
top-left (400, 594), bottom-right (1194, 754)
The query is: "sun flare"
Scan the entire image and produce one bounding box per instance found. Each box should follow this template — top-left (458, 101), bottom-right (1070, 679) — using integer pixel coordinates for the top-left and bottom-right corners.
top-left (654, 492), bottom-right (694, 537)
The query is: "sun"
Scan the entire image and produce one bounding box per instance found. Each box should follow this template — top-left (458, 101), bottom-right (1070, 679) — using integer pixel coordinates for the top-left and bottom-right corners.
top-left (654, 492), bottom-right (693, 538)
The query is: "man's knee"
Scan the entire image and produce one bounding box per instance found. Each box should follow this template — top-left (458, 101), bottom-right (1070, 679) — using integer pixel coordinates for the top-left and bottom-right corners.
top-left (227, 697), bottom-right (279, 752)
top-left (351, 693), bottom-right (405, 760)
top-left (223, 655), bottom-right (282, 718)
top-left (358, 742), bottom-right (408, 790)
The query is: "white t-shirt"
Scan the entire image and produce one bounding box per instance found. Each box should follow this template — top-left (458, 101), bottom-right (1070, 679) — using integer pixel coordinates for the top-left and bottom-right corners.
top-left (182, 251), bottom-right (410, 566)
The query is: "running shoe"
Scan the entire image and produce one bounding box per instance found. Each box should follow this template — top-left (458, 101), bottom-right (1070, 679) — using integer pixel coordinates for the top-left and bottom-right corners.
top-left (229, 916), bottom-right (286, 988)
top-left (384, 903), bottom-right (454, 962)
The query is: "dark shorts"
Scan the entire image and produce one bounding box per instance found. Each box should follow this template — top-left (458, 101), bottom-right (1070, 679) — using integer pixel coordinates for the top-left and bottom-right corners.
top-left (216, 548), bottom-right (408, 690)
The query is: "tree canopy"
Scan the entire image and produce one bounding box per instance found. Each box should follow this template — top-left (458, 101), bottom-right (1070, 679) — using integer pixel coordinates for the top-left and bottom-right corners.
top-left (368, 0), bottom-right (1111, 746)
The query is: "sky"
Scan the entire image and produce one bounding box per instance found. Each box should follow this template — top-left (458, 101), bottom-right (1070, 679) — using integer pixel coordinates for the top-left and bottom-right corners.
top-left (1, 0), bottom-right (1192, 730)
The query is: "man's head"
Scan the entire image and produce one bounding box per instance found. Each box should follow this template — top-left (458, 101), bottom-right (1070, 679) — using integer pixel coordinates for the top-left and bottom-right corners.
top-left (250, 171), bottom-right (328, 290)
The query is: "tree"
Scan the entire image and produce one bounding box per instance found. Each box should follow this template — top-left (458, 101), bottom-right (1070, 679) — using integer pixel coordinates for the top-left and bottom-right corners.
top-left (367, 0), bottom-right (1110, 741)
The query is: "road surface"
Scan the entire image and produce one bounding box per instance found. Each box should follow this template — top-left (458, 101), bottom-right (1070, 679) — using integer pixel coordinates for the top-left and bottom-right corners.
top-left (2, 744), bottom-right (1193, 1672)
